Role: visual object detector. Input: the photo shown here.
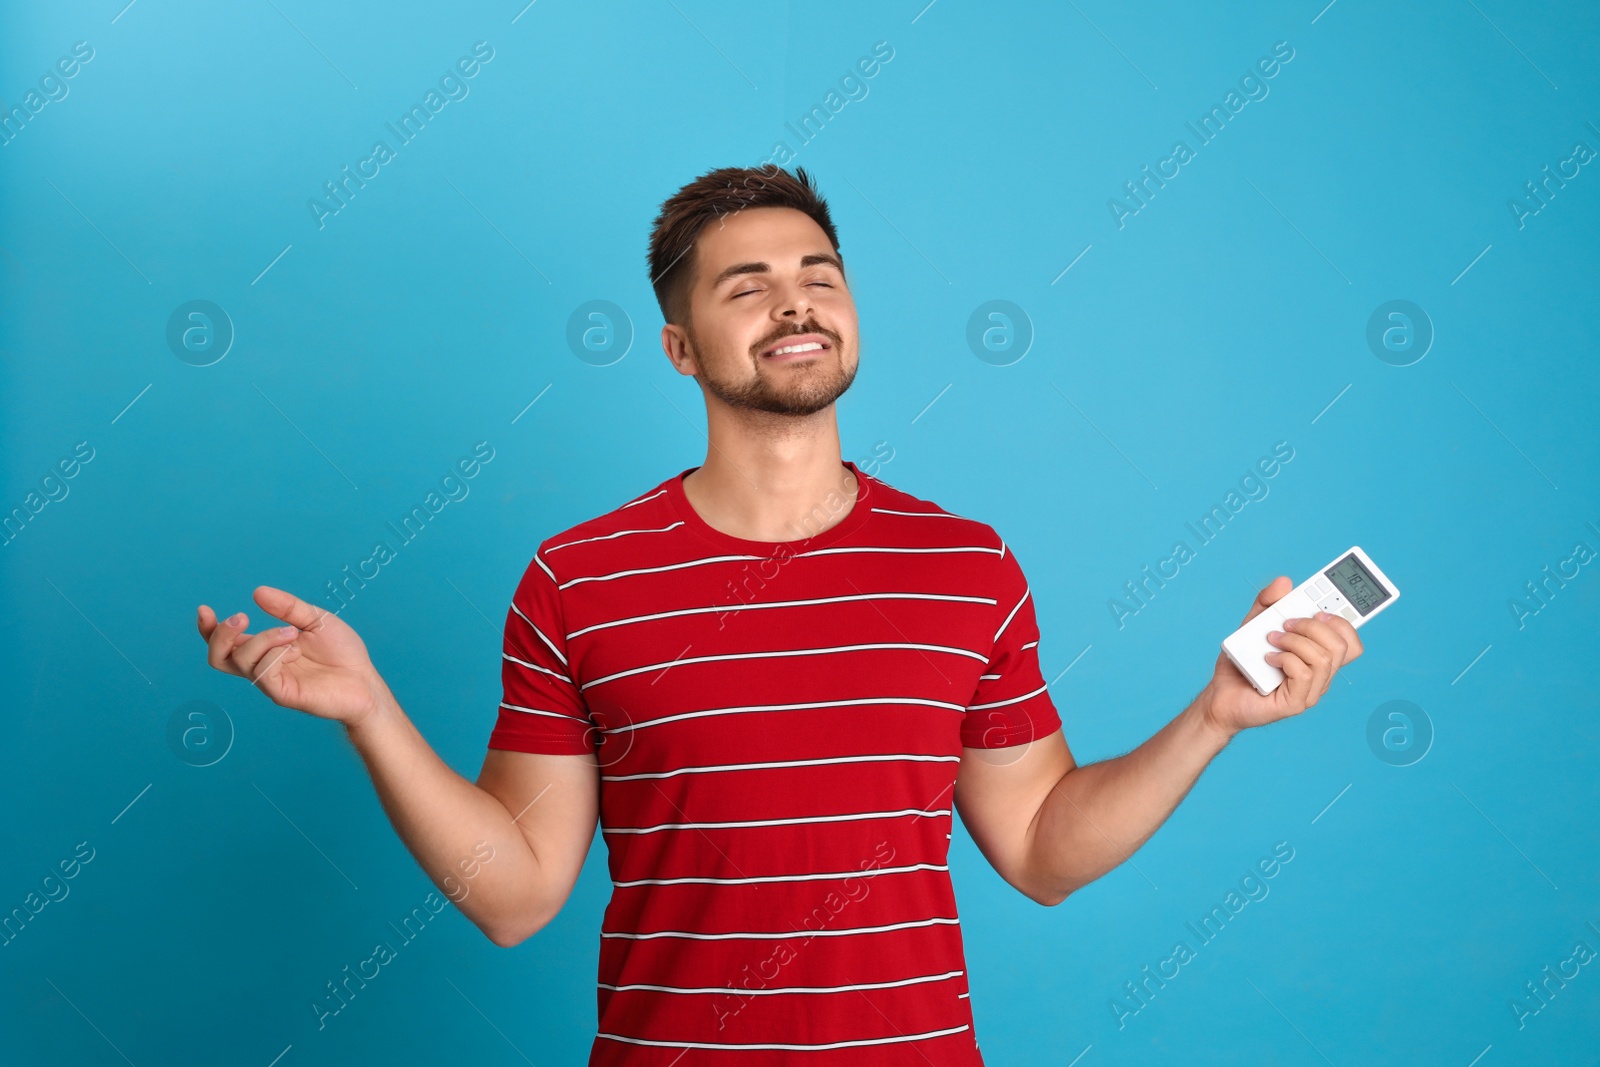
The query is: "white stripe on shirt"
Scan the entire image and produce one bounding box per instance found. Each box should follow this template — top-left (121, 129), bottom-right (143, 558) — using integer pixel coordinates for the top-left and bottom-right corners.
top-left (596, 1023), bottom-right (971, 1051)
top-left (602, 753), bottom-right (960, 781)
top-left (510, 602), bottom-right (568, 667)
top-left (599, 968), bottom-right (964, 995)
top-left (613, 862), bottom-right (950, 888)
top-left (994, 587), bottom-right (1029, 643)
top-left (800, 545), bottom-right (1002, 561)
top-left (532, 553), bottom-right (557, 584)
top-left (560, 553), bottom-right (765, 589)
top-left (602, 696), bottom-right (968, 736)
top-left (502, 653), bottom-right (572, 685)
top-left (968, 683), bottom-right (1048, 711)
top-left (499, 701), bottom-right (589, 723)
top-left (869, 506), bottom-right (971, 521)
top-left (568, 591), bottom-right (996, 640)
top-left (561, 545), bottom-right (1001, 589)
top-left (618, 487), bottom-right (668, 510)
top-left (599, 915), bottom-right (960, 940)
top-left (603, 808), bottom-right (951, 835)
top-left (546, 521), bottom-right (685, 553)
top-left (581, 642), bottom-right (987, 691)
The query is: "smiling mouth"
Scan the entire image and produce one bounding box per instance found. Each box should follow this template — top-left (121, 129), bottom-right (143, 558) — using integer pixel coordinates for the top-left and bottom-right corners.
top-left (761, 334), bottom-right (831, 361)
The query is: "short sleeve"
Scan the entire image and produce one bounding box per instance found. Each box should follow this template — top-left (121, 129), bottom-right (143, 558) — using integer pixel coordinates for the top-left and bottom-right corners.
top-left (960, 539), bottom-right (1063, 749)
top-left (486, 551), bottom-right (598, 755)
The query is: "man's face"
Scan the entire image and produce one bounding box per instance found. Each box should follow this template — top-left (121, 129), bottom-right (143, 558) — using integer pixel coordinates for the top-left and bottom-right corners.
top-left (667, 206), bottom-right (859, 417)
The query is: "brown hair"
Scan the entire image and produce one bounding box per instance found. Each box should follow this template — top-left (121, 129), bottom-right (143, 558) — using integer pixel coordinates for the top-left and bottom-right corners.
top-left (646, 164), bottom-right (843, 327)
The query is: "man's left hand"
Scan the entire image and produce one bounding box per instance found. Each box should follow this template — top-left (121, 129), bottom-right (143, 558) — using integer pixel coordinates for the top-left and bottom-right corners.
top-left (1201, 576), bottom-right (1364, 736)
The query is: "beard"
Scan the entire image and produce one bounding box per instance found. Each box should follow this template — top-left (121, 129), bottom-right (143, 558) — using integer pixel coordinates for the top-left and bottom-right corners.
top-left (689, 324), bottom-right (858, 417)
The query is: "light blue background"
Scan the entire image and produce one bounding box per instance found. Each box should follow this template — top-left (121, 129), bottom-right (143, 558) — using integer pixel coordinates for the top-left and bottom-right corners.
top-left (3, 1), bottom-right (1597, 1064)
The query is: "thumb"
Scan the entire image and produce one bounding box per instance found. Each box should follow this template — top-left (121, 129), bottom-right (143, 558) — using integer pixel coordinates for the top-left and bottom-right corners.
top-left (1239, 576), bottom-right (1292, 626)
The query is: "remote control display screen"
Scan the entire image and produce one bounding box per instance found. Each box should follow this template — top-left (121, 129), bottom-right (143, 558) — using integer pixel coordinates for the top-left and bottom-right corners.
top-left (1324, 554), bottom-right (1390, 616)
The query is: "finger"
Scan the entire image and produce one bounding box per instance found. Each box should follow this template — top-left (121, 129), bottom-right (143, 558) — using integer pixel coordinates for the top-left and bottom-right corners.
top-left (1264, 647), bottom-right (1314, 709)
top-left (199, 606), bottom-right (253, 655)
top-left (1319, 613), bottom-right (1364, 663)
top-left (1266, 631), bottom-right (1332, 700)
top-left (253, 585), bottom-right (334, 634)
top-left (203, 608), bottom-right (251, 676)
top-left (252, 640), bottom-right (303, 689)
top-left (1290, 617), bottom-right (1353, 700)
top-left (1299, 630), bottom-right (1334, 700)
top-left (230, 625), bottom-right (302, 679)
top-left (1287, 615), bottom-right (1351, 669)
top-left (1267, 629), bottom-right (1333, 677)
top-left (1239, 576), bottom-right (1292, 626)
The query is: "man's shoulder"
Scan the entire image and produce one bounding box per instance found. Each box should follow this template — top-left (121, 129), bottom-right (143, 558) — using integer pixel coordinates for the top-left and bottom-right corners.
top-left (531, 473), bottom-right (681, 573)
top-left (865, 472), bottom-right (1005, 552)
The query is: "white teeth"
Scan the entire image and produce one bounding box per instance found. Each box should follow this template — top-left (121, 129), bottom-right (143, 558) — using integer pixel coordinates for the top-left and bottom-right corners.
top-left (769, 342), bottom-right (823, 356)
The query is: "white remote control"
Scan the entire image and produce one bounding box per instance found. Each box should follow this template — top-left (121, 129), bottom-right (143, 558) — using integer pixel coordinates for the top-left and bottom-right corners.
top-left (1221, 546), bottom-right (1400, 696)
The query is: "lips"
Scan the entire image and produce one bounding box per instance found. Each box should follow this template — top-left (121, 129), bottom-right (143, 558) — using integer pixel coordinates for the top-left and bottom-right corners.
top-left (760, 333), bottom-right (831, 359)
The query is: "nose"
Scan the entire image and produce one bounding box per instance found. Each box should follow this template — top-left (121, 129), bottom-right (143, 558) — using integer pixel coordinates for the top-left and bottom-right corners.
top-left (772, 277), bottom-right (815, 321)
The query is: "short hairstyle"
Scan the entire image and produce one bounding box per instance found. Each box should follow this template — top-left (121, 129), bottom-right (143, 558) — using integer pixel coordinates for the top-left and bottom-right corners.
top-left (646, 164), bottom-right (843, 327)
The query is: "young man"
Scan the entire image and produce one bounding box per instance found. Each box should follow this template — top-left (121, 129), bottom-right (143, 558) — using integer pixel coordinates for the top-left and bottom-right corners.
top-left (196, 165), bottom-right (1361, 1064)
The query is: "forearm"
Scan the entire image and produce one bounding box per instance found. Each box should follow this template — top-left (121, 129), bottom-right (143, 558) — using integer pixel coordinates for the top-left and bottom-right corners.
top-left (1025, 691), bottom-right (1235, 903)
top-left (342, 678), bottom-right (551, 945)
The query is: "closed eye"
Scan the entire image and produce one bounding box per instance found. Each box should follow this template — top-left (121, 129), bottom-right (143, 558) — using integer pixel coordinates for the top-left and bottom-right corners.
top-left (733, 281), bottom-right (834, 299)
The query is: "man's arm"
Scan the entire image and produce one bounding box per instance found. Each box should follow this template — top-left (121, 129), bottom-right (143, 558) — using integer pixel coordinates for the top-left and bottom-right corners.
top-left (196, 586), bottom-right (600, 947)
top-left (955, 576), bottom-right (1361, 906)
top-left (956, 699), bottom-right (1230, 907)
top-left (345, 677), bottom-right (600, 947)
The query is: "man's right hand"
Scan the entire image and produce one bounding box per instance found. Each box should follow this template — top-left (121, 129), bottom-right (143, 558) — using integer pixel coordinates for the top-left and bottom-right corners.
top-left (197, 587), bottom-right (385, 726)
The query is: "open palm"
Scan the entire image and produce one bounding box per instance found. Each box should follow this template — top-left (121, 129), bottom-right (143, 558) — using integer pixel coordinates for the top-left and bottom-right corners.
top-left (197, 586), bottom-right (384, 725)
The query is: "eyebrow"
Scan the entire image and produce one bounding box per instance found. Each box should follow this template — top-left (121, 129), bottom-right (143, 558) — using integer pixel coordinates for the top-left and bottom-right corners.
top-left (709, 252), bottom-right (844, 290)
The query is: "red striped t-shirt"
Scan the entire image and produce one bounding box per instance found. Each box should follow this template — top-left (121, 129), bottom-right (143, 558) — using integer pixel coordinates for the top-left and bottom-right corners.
top-left (487, 460), bottom-right (1062, 1065)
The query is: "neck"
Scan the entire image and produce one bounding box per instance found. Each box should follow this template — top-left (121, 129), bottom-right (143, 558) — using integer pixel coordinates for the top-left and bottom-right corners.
top-left (683, 404), bottom-right (858, 542)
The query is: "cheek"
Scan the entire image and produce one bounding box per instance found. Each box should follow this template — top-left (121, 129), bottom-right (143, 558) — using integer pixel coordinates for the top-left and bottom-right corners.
top-left (709, 325), bottom-right (769, 372)
top-left (827, 296), bottom-right (859, 333)
top-left (831, 308), bottom-right (860, 351)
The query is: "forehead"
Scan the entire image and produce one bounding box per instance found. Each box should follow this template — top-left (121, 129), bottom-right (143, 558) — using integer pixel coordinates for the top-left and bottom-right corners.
top-left (693, 206), bottom-right (836, 284)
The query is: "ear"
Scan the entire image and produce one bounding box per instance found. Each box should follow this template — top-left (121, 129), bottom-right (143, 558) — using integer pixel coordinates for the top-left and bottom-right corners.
top-left (660, 324), bottom-right (698, 376)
